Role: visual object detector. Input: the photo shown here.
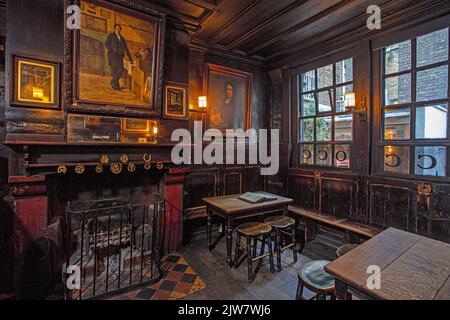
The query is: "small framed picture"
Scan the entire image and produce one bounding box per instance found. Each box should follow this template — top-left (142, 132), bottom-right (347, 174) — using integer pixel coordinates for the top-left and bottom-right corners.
top-left (164, 82), bottom-right (188, 119)
top-left (121, 118), bottom-right (158, 144)
top-left (13, 56), bottom-right (60, 109)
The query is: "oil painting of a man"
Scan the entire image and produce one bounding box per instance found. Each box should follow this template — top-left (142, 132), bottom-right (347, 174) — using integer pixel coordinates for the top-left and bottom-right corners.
top-left (208, 67), bottom-right (251, 131)
top-left (78, 0), bottom-right (156, 108)
top-left (105, 24), bottom-right (133, 90)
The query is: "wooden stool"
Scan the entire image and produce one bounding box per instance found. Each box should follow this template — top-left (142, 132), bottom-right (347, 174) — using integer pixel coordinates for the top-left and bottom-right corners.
top-left (336, 243), bottom-right (359, 257)
top-left (296, 260), bottom-right (335, 300)
top-left (264, 215), bottom-right (297, 271)
top-left (234, 222), bottom-right (275, 282)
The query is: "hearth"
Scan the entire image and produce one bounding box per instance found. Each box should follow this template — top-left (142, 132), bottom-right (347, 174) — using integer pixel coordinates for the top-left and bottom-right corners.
top-left (64, 198), bottom-right (164, 300)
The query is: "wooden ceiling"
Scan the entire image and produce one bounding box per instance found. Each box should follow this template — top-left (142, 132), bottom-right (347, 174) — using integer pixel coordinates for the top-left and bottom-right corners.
top-left (143, 0), bottom-right (450, 67)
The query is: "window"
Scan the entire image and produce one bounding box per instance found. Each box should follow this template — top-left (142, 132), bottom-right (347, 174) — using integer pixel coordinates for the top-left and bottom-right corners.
top-left (299, 58), bottom-right (354, 168)
top-left (381, 28), bottom-right (450, 177)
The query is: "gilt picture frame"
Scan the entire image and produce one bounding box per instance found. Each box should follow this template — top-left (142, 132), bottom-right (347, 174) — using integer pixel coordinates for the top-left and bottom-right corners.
top-left (12, 56), bottom-right (60, 110)
top-left (164, 82), bottom-right (188, 120)
top-left (65, 0), bottom-right (165, 118)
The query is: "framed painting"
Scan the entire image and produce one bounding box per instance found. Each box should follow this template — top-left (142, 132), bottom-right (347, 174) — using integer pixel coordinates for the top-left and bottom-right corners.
top-left (164, 82), bottom-right (188, 119)
top-left (204, 64), bottom-right (252, 131)
top-left (121, 118), bottom-right (158, 143)
top-left (66, 0), bottom-right (165, 117)
top-left (12, 56), bottom-right (60, 109)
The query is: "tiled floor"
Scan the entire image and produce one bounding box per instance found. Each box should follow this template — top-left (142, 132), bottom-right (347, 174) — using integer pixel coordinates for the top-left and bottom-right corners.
top-left (107, 254), bottom-right (206, 300)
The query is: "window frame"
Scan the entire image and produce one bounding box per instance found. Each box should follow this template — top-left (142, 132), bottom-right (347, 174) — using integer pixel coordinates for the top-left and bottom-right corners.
top-left (372, 18), bottom-right (450, 181)
top-left (291, 48), bottom-right (357, 171)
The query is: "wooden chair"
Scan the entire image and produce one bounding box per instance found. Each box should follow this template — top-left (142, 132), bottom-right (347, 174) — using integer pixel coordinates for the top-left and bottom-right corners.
top-left (264, 215), bottom-right (297, 270)
top-left (234, 222), bottom-right (275, 282)
top-left (296, 260), bottom-right (335, 300)
top-left (336, 243), bottom-right (359, 257)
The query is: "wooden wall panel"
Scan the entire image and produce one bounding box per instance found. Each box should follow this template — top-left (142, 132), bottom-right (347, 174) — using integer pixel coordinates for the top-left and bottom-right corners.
top-left (368, 184), bottom-right (412, 230)
top-left (320, 178), bottom-right (358, 219)
top-left (5, 0), bottom-right (65, 142)
top-left (184, 165), bottom-right (265, 220)
top-left (288, 172), bottom-right (316, 210)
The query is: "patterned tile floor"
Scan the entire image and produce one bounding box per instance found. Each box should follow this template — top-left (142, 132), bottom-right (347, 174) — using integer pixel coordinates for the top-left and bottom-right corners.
top-left (107, 254), bottom-right (206, 300)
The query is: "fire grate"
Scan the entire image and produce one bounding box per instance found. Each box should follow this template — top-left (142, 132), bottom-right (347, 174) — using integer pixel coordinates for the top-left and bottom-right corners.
top-left (63, 198), bottom-right (165, 300)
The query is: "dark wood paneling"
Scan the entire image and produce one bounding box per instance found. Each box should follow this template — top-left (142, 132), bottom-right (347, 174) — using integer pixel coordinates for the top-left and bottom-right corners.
top-left (5, 0), bottom-right (65, 141)
top-left (184, 164), bottom-right (265, 220)
top-left (288, 171), bottom-right (316, 210)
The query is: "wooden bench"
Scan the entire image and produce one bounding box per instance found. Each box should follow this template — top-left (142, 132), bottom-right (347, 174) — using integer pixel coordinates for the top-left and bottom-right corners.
top-left (288, 206), bottom-right (383, 252)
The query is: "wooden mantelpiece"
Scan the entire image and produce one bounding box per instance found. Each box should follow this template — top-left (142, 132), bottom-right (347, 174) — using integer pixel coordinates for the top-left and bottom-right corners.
top-left (4, 140), bottom-right (190, 177)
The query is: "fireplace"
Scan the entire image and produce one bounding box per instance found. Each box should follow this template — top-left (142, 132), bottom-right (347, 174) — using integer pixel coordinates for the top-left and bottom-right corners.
top-left (64, 198), bottom-right (164, 300)
top-left (7, 142), bottom-right (188, 298)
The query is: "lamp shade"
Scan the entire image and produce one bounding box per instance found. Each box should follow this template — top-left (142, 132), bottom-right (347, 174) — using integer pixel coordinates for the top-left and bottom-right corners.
top-left (344, 92), bottom-right (356, 108)
top-left (198, 96), bottom-right (207, 108)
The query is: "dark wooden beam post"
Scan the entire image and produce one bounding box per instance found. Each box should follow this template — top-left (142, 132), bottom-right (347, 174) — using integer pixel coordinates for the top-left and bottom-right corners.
top-left (162, 167), bottom-right (188, 253)
top-left (9, 175), bottom-right (48, 298)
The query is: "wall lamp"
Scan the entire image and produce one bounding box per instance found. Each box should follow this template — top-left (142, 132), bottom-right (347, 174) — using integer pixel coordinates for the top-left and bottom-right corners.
top-left (345, 92), bottom-right (367, 119)
top-left (198, 96), bottom-right (207, 109)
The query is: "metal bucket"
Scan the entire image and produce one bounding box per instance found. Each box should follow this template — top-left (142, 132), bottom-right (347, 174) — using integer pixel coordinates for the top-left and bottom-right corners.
top-left (23, 237), bottom-right (54, 300)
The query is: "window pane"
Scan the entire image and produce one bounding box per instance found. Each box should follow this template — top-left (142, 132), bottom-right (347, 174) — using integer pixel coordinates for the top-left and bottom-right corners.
top-left (415, 146), bottom-right (446, 177)
top-left (384, 108), bottom-right (411, 140)
top-left (318, 64), bottom-right (333, 89)
top-left (335, 114), bottom-right (353, 141)
top-left (336, 58), bottom-right (353, 84)
top-left (299, 118), bottom-right (314, 142)
top-left (318, 89), bottom-right (333, 113)
top-left (316, 144), bottom-right (332, 166)
top-left (385, 40), bottom-right (412, 75)
top-left (417, 28), bottom-right (449, 67)
top-left (335, 145), bottom-right (351, 168)
top-left (301, 93), bottom-right (316, 117)
top-left (336, 84), bottom-right (354, 113)
top-left (300, 144), bottom-right (314, 165)
top-left (301, 70), bottom-right (316, 92)
top-left (416, 65), bottom-right (448, 102)
top-left (316, 116), bottom-right (332, 141)
top-left (385, 74), bottom-right (412, 105)
top-left (416, 104), bottom-right (448, 139)
top-left (384, 146), bottom-right (410, 174)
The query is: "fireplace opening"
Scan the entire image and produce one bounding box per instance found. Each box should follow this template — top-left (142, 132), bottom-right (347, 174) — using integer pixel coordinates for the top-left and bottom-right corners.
top-left (64, 198), bottom-right (165, 300)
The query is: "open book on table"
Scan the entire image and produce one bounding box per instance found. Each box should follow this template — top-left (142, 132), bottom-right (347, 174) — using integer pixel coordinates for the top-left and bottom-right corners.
top-left (238, 192), bottom-right (278, 204)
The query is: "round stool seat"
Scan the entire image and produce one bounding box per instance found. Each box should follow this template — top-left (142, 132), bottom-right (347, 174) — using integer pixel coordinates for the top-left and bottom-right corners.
top-left (336, 244), bottom-right (359, 257)
top-left (300, 260), bottom-right (335, 291)
top-left (264, 215), bottom-right (295, 229)
top-left (236, 222), bottom-right (272, 237)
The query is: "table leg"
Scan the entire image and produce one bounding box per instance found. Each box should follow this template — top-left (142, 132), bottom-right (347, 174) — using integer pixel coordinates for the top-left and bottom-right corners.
top-left (283, 205), bottom-right (288, 216)
top-left (207, 208), bottom-right (212, 251)
top-left (335, 279), bottom-right (352, 300)
top-left (226, 220), bottom-right (233, 268)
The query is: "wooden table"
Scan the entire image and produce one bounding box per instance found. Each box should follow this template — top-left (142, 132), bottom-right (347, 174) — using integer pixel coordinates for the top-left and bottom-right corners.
top-left (325, 228), bottom-right (450, 300)
top-left (203, 192), bottom-right (293, 267)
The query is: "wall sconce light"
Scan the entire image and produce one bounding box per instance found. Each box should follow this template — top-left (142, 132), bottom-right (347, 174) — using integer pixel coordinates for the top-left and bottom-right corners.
top-left (344, 93), bottom-right (356, 109)
top-left (344, 92), bottom-right (367, 120)
top-left (152, 125), bottom-right (158, 135)
top-left (198, 96), bottom-right (207, 109)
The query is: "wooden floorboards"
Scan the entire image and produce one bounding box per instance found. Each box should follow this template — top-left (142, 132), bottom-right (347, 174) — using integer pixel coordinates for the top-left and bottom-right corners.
top-left (180, 228), bottom-right (340, 300)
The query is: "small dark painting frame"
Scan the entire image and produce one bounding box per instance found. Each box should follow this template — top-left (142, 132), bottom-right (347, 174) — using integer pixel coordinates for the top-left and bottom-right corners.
top-left (164, 82), bottom-right (188, 120)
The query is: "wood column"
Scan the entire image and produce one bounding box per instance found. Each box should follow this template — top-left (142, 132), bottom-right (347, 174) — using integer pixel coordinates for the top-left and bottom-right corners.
top-left (9, 175), bottom-right (48, 297)
top-left (162, 167), bottom-right (188, 253)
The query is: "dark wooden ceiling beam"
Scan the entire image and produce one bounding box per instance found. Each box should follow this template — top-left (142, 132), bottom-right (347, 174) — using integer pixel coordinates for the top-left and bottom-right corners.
top-left (268, 0), bottom-right (450, 69)
top-left (264, 0), bottom-right (396, 60)
top-left (246, 0), bottom-right (353, 56)
top-left (184, 0), bottom-right (220, 11)
top-left (205, 0), bottom-right (264, 43)
top-left (225, 0), bottom-right (311, 50)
